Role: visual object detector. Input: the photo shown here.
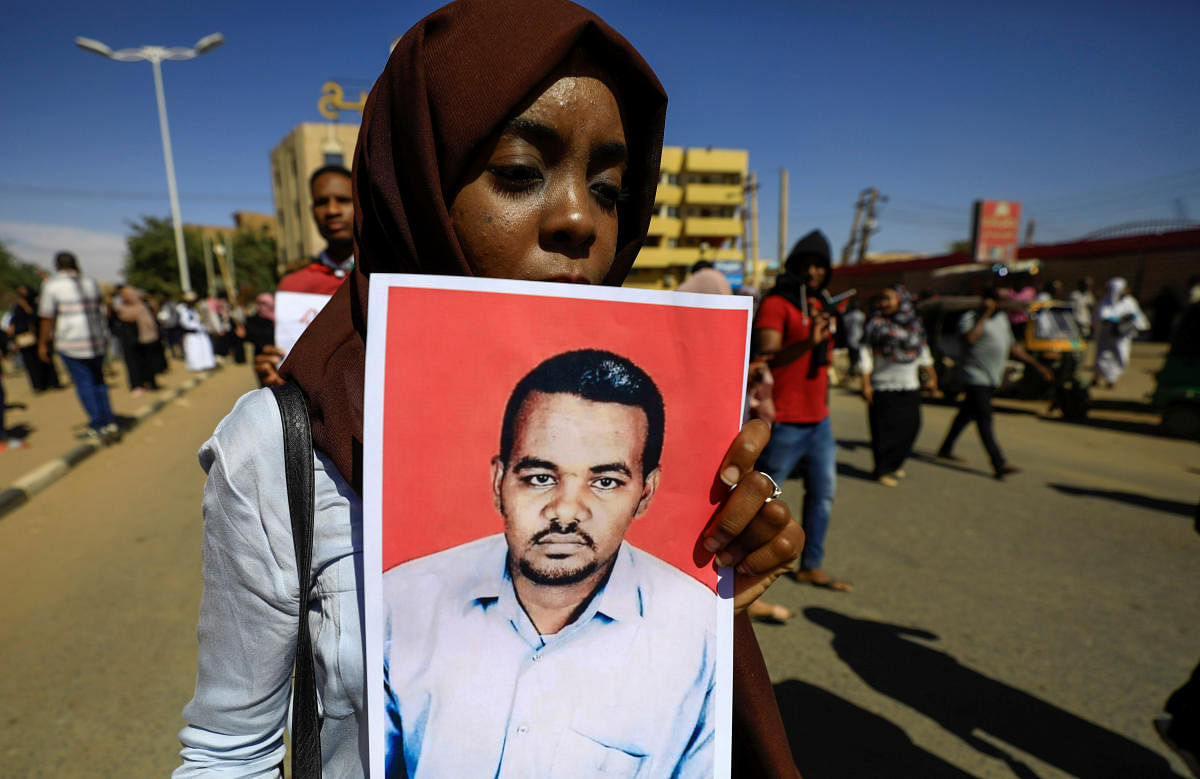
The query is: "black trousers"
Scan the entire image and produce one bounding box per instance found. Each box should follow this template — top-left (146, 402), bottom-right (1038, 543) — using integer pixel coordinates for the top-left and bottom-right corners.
top-left (938, 384), bottom-right (1006, 470)
top-left (868, 389), bottom-right (921, 477)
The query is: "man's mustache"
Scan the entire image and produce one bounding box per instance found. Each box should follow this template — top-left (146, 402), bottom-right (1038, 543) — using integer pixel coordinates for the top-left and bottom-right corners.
top-left (530, 522), bottom-right (595, 548)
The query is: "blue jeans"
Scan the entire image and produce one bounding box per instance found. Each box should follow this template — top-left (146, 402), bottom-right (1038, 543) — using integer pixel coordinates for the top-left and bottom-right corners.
top-left (757, 416), bottom-right (836, 570)
top-left (60, 353), bottom-right (116, 431)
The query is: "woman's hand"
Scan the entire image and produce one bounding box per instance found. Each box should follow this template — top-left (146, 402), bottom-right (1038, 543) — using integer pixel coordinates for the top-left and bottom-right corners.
top-left (255, 346), bottom-right (286, 387)
top-left (700, 419), bottom-right (804, 614)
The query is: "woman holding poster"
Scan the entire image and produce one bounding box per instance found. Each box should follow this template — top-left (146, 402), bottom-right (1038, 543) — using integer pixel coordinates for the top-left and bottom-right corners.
top-left (175, 1), bottom-right (803, 777)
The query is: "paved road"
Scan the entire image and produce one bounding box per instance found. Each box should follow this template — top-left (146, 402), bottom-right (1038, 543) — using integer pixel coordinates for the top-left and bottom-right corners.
top-left (757, 356), bottom-right (1199, 777)
top-left (1, 344), bottom-right (1196, 777)
top-left (0, 363), bottom-right (259, 778)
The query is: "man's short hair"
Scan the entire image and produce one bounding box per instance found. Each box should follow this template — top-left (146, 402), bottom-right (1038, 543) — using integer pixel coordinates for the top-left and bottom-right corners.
top-left (309, 164), bottom-right (352, 191)
top-left (54, 251), bottom-right (79, 271)
top-left (499, 349), bottom-right (665, 475)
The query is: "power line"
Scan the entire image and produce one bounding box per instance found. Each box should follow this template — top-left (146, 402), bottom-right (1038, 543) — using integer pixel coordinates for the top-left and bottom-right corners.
top-left (0, 183), bottom-right (269, 205)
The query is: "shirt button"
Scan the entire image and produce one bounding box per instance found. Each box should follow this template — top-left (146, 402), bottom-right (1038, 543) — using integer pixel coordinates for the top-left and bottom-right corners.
top-left (517, 725), bottom-right (528, 735)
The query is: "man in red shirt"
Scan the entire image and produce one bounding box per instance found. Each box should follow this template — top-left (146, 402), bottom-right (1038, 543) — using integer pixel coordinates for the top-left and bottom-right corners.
top-left (257, 165), bottom-right (355, 385)
top-left (753, 230), bottom-right (850, 591)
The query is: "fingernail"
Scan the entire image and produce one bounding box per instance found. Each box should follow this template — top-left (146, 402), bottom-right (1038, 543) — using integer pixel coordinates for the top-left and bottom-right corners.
top-left (716, 552), bottom-right (734, 567)
top-left (703, 536), bottom-right (722, 553)
top-left (720, 465), bottom-right (740, 486)
top-left (736, 562), bottom-right (752, 575)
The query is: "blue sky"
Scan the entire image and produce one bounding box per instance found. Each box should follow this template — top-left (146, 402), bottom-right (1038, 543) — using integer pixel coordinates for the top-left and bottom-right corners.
top-left (2, 0), bottom-right (1198, 281)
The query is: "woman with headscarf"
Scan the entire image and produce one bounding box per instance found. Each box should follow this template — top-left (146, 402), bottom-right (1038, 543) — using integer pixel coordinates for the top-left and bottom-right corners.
top-left (175, 2), bottom-right (802, 776)
top-left (859, 285), bottom-right (936, 486)
top-left (8, 284), bottom-right (61, 392)
top-left (1093, 277), bottom-right (1149, 389)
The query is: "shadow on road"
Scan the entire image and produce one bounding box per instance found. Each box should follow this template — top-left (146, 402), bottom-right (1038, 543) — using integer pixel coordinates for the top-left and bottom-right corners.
top-left (835, 437), bottom-right (870, 453)
top-left (1048, 483), bottom-right (1198, 519)
top-left (774, 679), bottom-right (974, 778)
top-left (802, 607), bottom-right (1183, 778)
top-left (908, 451), bottom-right (994, 480)
top-left (835, 462), bottom-right (875, 482)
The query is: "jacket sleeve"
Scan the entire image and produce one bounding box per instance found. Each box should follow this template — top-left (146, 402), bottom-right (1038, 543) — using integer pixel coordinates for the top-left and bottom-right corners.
top-left (175, 392), bottom-right (298, 777)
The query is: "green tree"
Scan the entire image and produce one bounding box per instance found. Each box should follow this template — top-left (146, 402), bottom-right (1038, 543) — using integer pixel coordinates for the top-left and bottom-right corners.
top-left (0, 239), bottom-right (47, 302)
top-left (947, 239), bottom-right (973, 255)
top-left (231, 228), bottom-right (279, 297)
top-left (124, 216), bottom-right (207, 297)
top-left (124, 217), bottom-right (279, 300)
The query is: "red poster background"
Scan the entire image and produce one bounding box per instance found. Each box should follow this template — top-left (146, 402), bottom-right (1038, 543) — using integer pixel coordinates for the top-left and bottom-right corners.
top-left (379, 286), bottom-right (749, 592)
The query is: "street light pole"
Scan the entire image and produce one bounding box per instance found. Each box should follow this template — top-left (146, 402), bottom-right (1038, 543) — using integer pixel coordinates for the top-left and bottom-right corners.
top-left (149, 56), bottom-right (191, 296)
top-left (75, 33), bottom-right (224, 296)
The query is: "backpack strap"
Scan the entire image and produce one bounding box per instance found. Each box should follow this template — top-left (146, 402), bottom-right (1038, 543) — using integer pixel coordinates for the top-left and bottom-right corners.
top-left (270, 382), bottom-right (322, 778)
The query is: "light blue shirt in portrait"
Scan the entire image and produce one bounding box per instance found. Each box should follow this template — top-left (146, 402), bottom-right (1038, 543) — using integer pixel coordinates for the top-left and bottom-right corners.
top-left (382, 534), bottom-right (716, 778)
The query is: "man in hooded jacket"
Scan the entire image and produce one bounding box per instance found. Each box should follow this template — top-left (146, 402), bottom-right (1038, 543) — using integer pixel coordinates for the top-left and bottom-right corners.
top-left (752, 230), bottom-right (851, 591)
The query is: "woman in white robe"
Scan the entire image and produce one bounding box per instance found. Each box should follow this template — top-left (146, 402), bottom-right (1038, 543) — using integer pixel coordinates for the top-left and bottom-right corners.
top-left (1093, 277), bottom-right (1149, 387)
top-left (179, 298), bottom-right (216, 372)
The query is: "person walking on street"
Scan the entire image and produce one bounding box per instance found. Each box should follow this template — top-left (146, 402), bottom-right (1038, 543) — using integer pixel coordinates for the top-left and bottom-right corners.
top-left (1069, 276), bottom-right (1095, 339)
top-left (112, 285), bottom-right (162, 396)
top-left (7, 283), bottom-right (61, 392)
top-left (753, 230), bottom-right (850, 592)
top-left (37, 252), bottom-right (118, 443)
top-left (937, 288), bottom-right (1052, 478)
top-left (1093, 277), bottom-right (1149, 389)
top-left (859, 286), bottom-right (936, 486)
top-left (842, 299), bottom-right (865, 379)
top-left (157, 292), bottom-right (184, 359)
top-left (178, 292), bottom-right (216, 372)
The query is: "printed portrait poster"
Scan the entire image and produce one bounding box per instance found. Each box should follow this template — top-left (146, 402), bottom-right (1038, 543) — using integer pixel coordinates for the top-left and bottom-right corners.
top-left (363, 275), bottom-right (752, 779)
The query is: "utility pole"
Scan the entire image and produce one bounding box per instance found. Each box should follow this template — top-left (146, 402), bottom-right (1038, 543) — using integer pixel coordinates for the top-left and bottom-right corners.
top-left (855, 187), bottom-right (884, 266)
top-left (750, 172), bottom-right (761, 288)
top-left (1023, 218), bottom-right (1036, 246)
top-left (778, 168), bottom-right (788, 268)
top-left (841, 189), bottom-right (867, 266)
top-left (744, 171), bottom-right (761, 287)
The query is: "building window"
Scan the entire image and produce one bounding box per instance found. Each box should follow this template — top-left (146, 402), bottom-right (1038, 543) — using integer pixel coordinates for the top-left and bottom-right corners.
top-left (323, 152), bottom-right (344, 166)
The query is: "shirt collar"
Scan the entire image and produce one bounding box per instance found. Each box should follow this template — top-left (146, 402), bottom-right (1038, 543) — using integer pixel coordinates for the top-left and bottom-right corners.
top-left (464, 537), bottom-right (644, 630)
top-left (317, 250), bottom-right (355, 275)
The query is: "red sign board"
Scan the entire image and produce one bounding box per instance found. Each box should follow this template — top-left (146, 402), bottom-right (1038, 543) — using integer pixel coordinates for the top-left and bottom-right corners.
top-left (971, 200), bottom-right (1021, 262)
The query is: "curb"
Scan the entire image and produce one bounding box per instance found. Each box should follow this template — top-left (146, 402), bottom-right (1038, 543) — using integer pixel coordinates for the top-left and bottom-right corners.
top-left (0, 370), bottom-right (217, 521)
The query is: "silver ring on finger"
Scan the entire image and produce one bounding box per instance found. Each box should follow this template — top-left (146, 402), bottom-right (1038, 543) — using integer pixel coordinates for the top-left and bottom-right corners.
top-left (761, 472), bottom-right (783, 502)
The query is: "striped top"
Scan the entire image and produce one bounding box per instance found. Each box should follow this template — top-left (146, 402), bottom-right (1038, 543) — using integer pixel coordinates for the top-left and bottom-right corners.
top-left (38, 271), bottom-right (108, 359)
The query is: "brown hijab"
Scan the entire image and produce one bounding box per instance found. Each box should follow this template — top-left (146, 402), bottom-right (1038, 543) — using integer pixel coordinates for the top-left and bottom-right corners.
top-left (280, 0), bottom-right (666, 491)
top-left (280, 0), bottom-right (797, 774)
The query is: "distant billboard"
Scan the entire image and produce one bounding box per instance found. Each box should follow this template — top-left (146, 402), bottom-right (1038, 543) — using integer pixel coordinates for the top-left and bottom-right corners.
top-left (971, 200), bottom-right (1021, 263)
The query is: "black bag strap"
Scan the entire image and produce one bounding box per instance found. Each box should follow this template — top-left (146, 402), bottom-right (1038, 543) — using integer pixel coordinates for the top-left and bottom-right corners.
top-left (270, 382), bottom-right (322, 778)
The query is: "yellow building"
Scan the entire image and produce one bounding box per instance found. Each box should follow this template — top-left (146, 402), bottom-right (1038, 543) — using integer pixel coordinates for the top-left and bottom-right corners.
top-left (626, 146), bottom-right (748, 289)
top-left (270, 122), bottom-right (360, 274)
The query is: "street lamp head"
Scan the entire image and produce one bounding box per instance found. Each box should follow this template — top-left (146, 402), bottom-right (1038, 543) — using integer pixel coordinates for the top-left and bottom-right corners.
top-left (194, 33), bottom-right (224, 55)
top-left (75, 36), bottom-right (114, 58)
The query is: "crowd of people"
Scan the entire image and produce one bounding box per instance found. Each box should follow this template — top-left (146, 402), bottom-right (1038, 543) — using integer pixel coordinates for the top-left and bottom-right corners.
top-left (0, 251), bottom-right (281, 448)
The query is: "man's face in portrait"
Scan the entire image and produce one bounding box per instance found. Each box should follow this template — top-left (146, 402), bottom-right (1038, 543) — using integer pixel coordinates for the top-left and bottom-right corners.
top-left (492, 391), bottom-right (660, 587)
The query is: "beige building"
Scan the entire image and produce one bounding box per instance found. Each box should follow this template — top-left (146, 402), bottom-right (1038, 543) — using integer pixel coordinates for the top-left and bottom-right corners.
top-left (626, 146), bottom-right (748, 289)
top-left (270, 122), bottom-right (360, 274)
